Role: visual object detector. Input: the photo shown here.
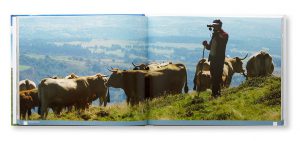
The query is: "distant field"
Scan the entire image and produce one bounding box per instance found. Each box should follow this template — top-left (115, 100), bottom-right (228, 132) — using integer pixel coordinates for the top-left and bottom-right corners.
top-left (19, 65), bottom-right (31, 71)
top-left (28, 76), bottom-right (281, 121)
top-left (24, 53), bottom-right (45, 60)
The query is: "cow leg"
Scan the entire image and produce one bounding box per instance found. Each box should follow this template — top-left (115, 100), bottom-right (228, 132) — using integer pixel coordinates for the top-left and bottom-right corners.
top-left (101, 95), bottom-right (107, 107)
top-left (133, 97), bottom-right (138, 105)
top-left (45, 108), bottom-right (49, 119)
top-left (27, 109), bottom-right (32, 117)
top-left (193, 74), bottom-right (197, 91)
top-left (40, 108), bottom-right (45, 119)
top-left (104, 99), bottom-right (107, 107)
top-left (53, 106), bottom-right (62, 116)
top-left (126, 98), bottom-right (130, 105)
top-left (99, 98), bottom-right (103, 106)
top-left (196, 85), bottom-right (200, 92)
top-left (20, 111), bottom-right (26, 120)
top-left (67, 106), bottom-right (73, 112)
top-left (41, 102), bottom-right (49, 120)
top-left (27, 109), bottom-right (32, 120)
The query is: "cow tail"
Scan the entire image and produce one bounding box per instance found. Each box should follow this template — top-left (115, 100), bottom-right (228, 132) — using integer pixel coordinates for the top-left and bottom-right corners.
top-left (37, 79), bottom-right (46, 115)
top-left (184, 67), bottom-right (189, 93)
top-left (193, 70), bottom-right (198, 91)
top-left (37, 84), bottom-right (42, 115)
top-left (106, 88), bottom-right (110, 103)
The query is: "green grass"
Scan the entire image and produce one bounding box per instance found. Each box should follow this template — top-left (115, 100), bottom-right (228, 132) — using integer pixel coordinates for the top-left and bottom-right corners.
top-left (29, 76), bottom-right (281, 121)
top-left (148, 76), bottom-right (281, 120)
top-left (19, 65), bottom-right (31, 71)
top-left (30, 102), bottom-right (147, 121)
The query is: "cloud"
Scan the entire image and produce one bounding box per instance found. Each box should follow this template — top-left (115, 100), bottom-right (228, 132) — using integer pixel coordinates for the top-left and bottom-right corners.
top-left (105, 50), bottom-right (125, 58)
top-left (54, 39), bottom-right (146, 49)
top-left (149, 42), bottom-right (200, 50)
top-left (149, 47), bottom-right (174, 56)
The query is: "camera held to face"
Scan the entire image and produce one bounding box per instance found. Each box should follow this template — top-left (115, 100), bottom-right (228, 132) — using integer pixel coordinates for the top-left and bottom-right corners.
top-left (207, 24), bottom-right (215, 31)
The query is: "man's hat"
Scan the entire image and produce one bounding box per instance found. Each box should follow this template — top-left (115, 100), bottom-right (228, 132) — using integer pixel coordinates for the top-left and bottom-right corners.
top-left (212, 19), bottom-right (222, 26)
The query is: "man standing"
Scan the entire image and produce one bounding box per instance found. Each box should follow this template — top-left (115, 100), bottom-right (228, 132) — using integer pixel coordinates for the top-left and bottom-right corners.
top-left (202, 19), bottom-right (228, 98)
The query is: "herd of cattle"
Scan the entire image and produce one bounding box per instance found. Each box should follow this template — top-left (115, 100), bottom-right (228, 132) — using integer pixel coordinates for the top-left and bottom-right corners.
top-left (19, 51), bottom-right (275, 120)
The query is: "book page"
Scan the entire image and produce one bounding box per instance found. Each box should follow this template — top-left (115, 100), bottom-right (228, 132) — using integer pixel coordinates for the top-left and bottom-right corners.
top-left (13, 14), bottom-right (148, 125)
top-left (146, 16), bottom-right (283, 125)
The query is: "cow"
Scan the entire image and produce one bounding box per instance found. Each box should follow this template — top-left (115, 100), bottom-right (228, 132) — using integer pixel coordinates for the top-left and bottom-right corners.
top-left (193, 59), bottom-right (210, 90)
top-left (44, 73), bottom-right (109, 115)
top-left (132, 62), bottom-right (172, 70)
top-left (195, 70), bottom-right (211, 92)
top-left (194, 54), bottom-right (248, 92)
top-left (222, 54), bottom-right (248, 87)
top-left (107, 63), bottom-right (188, 105)
top-left (19, 89), bottom-right (39, 120)
top-left (65, 73), bottom-right (109, 107)
top-left (38, 74), bottom-right (78, 115)
top-left (246, 51), bottom-right (274, 77)
top-left (19, 79), bottom-right (36, 91)
top-left (38, 74), bottom-right (108, 119)
top-left (19, 79), bottom-right (37, 116)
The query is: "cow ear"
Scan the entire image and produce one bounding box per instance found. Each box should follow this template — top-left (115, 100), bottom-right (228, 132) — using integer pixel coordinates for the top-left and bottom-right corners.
top-left (96, 74), bottom-right (102, 79)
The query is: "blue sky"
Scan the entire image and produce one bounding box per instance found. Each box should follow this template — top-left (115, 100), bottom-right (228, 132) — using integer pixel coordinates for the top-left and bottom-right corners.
top-left (147, 17), bottom-right (282, 59)
top-left (148, 16), bottom-right (281, 37)
top-left (148, 16), bottom-right (282, 41)
top-left (19, 15), bottom-right (148, 41)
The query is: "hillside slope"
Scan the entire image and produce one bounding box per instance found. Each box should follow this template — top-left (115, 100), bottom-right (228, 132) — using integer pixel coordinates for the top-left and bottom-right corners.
top-left (30, 76), bottom-right (281, 121)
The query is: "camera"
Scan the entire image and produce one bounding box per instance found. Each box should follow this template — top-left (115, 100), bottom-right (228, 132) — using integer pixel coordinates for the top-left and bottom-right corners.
top-left (207, 24), bottom-right (214, 31)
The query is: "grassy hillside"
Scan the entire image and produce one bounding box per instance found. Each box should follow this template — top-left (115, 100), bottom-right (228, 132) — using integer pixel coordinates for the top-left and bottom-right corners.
top-left (29, 76), bottom-right (281, 121)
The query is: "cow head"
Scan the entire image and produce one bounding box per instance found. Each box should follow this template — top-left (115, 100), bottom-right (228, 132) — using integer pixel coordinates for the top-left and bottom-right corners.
top-left (132, 62), bottom-right (148, 70)
top-left (86, 74), bottom-right (109, 102)
top-left (230, 54), bottom-right (248, 74)
top-left (107, 68), bottom-right (124, 88)
top-left (198, 59), bottom-right (210, 71)
top-left (65, 73), bottom-right (79, 79)
top-left (25, 79), bottom-right (31, 90)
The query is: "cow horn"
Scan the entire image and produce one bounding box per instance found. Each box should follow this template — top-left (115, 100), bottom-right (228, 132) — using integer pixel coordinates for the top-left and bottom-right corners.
top-left (240, 53), bottom-right (248, 60)
top-left (132, 62), bottom-right (137, 67)
top-left (107, 68), bottom-right (113, 72)
top-left (107, 67), bottom-right (118, 72)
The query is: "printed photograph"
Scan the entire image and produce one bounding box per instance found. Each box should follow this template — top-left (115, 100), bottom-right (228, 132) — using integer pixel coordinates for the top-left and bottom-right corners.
top-left (15, 15), bottom-right (283, 125)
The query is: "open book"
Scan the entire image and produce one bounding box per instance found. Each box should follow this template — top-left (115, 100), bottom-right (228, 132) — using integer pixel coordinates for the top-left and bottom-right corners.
top-left (11, 14), bottom-right (285, 126)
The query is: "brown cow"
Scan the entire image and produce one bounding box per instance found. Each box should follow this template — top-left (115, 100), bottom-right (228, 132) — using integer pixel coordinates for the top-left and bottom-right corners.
top-left (38, 74), bottom-right (108, 119)
top-left (195, 54), bottom-right (247, 92)
top-left (107, 63), bottom-right (188, 105)
top-left (45, 73), bottom-right (109, 115)
top-left (196, 70), bottom-right (211, 92)
top-left (193, 58), bottom-right (210, 90)
top-left (19, 89), bottom-right (39, 120)
top-left (246, 51), bottom-right (274, 77)
top-left (222, 54), bottom-right (248, 87)
top-left (19, 79), bottom-right (37, 117)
